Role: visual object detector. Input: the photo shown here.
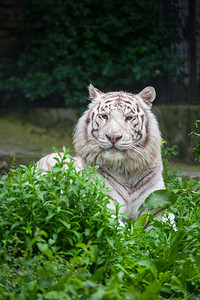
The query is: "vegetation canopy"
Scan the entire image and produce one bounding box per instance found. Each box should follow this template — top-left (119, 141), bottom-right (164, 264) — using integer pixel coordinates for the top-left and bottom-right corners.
top-left (0, 0), bottom-right (181, 107)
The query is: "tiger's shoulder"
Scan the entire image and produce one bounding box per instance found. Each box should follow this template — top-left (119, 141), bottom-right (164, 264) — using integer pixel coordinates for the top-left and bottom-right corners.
top-left (36, 152), bottom-right (83, 174)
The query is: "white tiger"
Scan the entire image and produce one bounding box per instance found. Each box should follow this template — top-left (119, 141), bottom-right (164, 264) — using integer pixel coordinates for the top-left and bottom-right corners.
top-left (37, 84), bottom-right (168, 225)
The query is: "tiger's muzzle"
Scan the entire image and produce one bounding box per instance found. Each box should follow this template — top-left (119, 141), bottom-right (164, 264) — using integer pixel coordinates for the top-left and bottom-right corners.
top-left (105, 134), bottom-right (122, 145)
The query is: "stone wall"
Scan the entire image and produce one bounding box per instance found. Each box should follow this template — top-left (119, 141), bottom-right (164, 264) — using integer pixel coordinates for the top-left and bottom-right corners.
top-left (153, 105), bottom-right (200, 163)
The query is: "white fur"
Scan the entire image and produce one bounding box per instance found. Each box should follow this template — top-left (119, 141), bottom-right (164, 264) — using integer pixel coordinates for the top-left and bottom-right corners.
top-left (37, 86), bottom-right (172, 226)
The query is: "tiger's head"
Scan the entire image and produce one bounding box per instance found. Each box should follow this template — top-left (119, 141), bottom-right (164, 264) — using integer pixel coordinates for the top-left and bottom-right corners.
top-left (73, 85), bottom-right (162, 176)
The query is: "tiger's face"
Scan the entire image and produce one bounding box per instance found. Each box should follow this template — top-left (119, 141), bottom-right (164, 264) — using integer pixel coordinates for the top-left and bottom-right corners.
top-left (74, 85), bottom-right (161, 174)
top-left (90, 92), bottom-right (148, 154)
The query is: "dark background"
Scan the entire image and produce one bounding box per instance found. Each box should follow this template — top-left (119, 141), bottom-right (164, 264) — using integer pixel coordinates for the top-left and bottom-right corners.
top-left (0, 0), bottom-right (199, 109)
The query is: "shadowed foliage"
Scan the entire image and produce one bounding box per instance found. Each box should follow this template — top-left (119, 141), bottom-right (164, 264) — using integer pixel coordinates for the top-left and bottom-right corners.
top-left (0, 0), bottom-right (181, 108)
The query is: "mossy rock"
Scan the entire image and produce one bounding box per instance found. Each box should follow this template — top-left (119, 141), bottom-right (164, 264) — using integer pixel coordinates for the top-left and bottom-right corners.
top-left (0, 109), bottom-right (77, 174)
top-left (153, 105), bottom-right (200, 163)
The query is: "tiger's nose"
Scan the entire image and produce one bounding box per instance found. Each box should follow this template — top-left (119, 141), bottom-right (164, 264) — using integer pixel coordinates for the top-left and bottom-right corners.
top-left (106, 134), bottom-right (122, 144)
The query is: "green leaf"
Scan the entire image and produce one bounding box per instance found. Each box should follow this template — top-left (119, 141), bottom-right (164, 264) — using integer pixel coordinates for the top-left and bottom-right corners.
top-left (106, 237), bottom-right (115, 249)
top-left (37, 242), bottom-right (48, 252)
top-left (136, 281), bottom-right (162, 299)
top-left (170, 177), bottom-right (182, 189)
top-left (37, 242), bottom-right (53, 257)
top-left (45, 291), bottom-right (71, 299)
top-left (133, 214), bottom-right (148, 228)
top-left (91, 267), bottom-right (105, 281)
top-left (45, 212), bottom-right (55, 222)
top-left (11, 222), bottom-right (21, 230)
top-left (58, 219), bottom-right (70, 229)
top-left (136, 260), bottom-right (158, 279)
top-left (139, 189), bottom-right (178, 212)
top-left (84, 228), bottom-right (91, 236)
top-left (97, 227), bottom-right (104, 238)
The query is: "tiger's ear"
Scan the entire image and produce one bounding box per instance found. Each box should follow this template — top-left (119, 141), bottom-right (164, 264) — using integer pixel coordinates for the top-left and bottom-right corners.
top-left (139, 86), bottom-right (156, 108)
top-left (88, 84), bottom-right (103, 101)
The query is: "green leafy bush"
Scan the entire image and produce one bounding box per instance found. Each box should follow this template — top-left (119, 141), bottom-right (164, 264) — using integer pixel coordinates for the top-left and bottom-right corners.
top-left (0, 145), bottom-right (200, 299)
top-left (0, 0), bottom-right (182, 107)
top-left (161, 140), bottom-right (179, 184)
top-left (0, 149), bottom-right (121, 260)
top-left (191, 120), bottom-right (200, 162)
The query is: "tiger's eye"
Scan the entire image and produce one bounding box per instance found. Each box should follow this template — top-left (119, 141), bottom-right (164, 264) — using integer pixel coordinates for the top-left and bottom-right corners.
top-left (125, 116), bottom-right (133, 121)
top-left (101, 114), bottom-right (108, 120)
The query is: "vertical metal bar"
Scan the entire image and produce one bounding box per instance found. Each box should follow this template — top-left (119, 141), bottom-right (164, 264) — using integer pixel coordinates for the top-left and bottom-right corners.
top-left (159, 0), bottom-right (169, 104)
top-left (189, 0), bottom-right (197, 103)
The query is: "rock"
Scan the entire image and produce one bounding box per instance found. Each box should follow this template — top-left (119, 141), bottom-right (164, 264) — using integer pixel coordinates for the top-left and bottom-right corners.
top-left (0, 108), bottom-right (77, 174)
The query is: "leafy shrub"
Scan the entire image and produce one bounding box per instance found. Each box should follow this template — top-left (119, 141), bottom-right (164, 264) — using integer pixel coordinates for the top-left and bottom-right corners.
top-left (191, 120), bottom-right (200, 162)
top-left (0, 0), bottom-right (182, 107)
top-left (0, 149), bottom-right (122, 260)
top-left (161, 140), bottom-right (179, 184)
top-left (0, 145), bottom-right (200, 299)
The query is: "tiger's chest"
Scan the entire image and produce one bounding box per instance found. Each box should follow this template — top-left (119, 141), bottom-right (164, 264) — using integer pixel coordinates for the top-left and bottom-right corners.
top-left (97, 167), bottom-right (165, 220)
